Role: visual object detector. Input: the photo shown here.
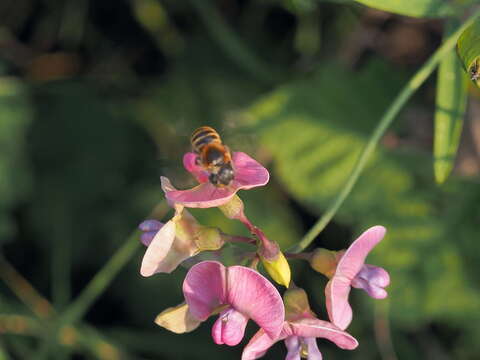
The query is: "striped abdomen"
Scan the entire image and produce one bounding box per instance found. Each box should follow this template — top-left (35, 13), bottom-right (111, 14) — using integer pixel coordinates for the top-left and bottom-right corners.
top-left (191, 126), bottom-right (222, 154)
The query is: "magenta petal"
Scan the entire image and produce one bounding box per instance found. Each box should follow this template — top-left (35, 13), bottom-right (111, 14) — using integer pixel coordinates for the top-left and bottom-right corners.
top-left (212, 308), bottom-right (249, 346)
top-left (226, 266), bottom-right (284, 340)
top-left (183, 152), bottom-right (209, 183)
top-left (290, 318), bottom-right (358, 350)
top-left (166, 183), bottom-right (237, 208)
top-left (284, 337), bottom-right (301, 360)
top-left (325, 277), bottom-right (352, 331)
top-left (242, 329), bottom-right (278, 360)
top-left (335, 226), bottom-right (386, 281)
top-left (231, 152), bottom-right (269, 189)
top-left (183, 261), bottom-right (227, 321)
top-left (140, 220), bottom-right (176, 277)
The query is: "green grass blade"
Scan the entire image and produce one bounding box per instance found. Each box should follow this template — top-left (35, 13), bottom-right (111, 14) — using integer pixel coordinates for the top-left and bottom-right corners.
top-left (434, 22), bottom-right (469, 184)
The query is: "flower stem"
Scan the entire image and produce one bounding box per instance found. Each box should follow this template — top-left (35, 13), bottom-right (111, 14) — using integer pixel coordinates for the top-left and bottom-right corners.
top-left (290, 9), bottom-right (480, 253)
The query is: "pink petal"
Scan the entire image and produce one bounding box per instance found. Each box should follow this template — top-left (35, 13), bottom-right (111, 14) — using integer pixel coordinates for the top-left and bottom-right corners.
top-left (183, 261), bottom-right (227, 321)
top-left (164, 152), bottom-right (269, 208)
top-left (226, 265), bottom-right (284, 340)
top-left (284, 336), bottom-right (301, 360)
top-left (304, 338), bottom-right (323, 360)
top-left (289, 318), bottom-right (358, 350)
top-left (335, 226), bottom-right (386, 281)
top-left (325, 277), bottom-right (352, 330)
top-left (231, 152), bottom-right (269, 189)
top-left (166, 183), bottom-right (237, 208)
top-left (242, 329), bottom-right (278, 360)
top-left (183, 152), bottom-right (209, 183)
top-left (351, 264), bottom-right (390, 299)
top-left (212, 308), bottom-right (249, 346)
top-left (140, 220), bottom-right (176, 277)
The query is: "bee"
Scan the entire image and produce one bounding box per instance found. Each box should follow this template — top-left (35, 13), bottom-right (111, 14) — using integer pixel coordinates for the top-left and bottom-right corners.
top-left (191, 126), bottom-right (235, 186)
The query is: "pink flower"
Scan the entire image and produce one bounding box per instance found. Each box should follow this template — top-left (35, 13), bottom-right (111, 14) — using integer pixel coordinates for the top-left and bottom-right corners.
top-left (242, 288), bottom-right (358, 360)
top-left (183, 261), bottom-right (284, 346)
top-left (164, 152), bottom-right (269, 208)
top-left (325, 225), bottom-right (390, 330)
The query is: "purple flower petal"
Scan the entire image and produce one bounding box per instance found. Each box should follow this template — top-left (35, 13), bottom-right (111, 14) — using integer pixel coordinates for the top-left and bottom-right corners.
top-left (140, 231), bottom-right (158, 246)
top-left (165, 152), bottom-right (269, 208)
top-left (351, 264), bottom-right (390, 299)
top-left (284, 336), bottom-right (301, 360)
top-left (304, 338), bottom-right (323, 360)
top-left (212, 308), bottom-right (249, 346)
top-left (139, 219), bottom-right (163, 232)
top-left (140, 220), bottom-right (176, 277)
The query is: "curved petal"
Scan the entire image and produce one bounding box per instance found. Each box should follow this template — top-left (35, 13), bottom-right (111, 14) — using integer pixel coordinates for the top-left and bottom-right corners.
top-left (351, 264), bottom-right (390, 299)
top-left (226, 266), bottom-right (284, 339)
top-left (164, 152), bottom-right (269, 208)
top-left (325, 277), bottom-right (352, 330)
top-left (140, 220), bottom-right (176, 277)
top-left (166, 183), bottom-right (236, 208)
top-left (335, 226), bottom-right (386, 281)
top-left (183, 261), bottom-right (227, 321)
top-left (290, 318), bottom-right (358, 350)
top-left (212, 308), bottom-right (249, 346)
top-left (139, 219), bottom-right (163, 232)
top-left (285, 336), bottom-right (301, 360)
top-left (183, 152), bottom-right (209, 183)
top-left (304, 337), bottom-right (322, 360)
top-left (232, 152), bottom-right (269, 189)
top-left (155, 302), bottom-right (201, 334)
top-left (140, 231), bottom-right (158, 246)
top-left (242, 329), bottom-right (279, 360)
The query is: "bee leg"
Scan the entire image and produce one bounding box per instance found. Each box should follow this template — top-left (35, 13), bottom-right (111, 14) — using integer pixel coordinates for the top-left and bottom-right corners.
top-left (209, 173), bottom-right (219, 185)
top-left (195, 156), bottom-right (201, 165)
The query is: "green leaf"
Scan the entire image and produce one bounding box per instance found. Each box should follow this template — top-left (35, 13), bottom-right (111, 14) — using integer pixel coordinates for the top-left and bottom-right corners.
top-left (434, 24), bottom-right (469, 184)
top-left (353, 0), bottom-right (454, 18)
top-left (241, 60), bottom-right (480, 328)
top-left (457, 18), bottom-right (480, 87)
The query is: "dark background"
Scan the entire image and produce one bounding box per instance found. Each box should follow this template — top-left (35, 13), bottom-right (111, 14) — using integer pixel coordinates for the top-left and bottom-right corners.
top-left (1, 0), bottom-right (480, 359)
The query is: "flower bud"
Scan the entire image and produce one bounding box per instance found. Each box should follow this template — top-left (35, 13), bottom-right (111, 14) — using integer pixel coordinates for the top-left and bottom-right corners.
top-left (283, 288), bottom-right (315, 321)
top-left (260, 251), bottom-right (291, 288)
top-left (310, 248), bottom-right (342, 278)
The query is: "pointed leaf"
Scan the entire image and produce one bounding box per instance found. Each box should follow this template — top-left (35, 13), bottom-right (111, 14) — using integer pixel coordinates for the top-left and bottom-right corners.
top-left (434, 23), bottom-right (469, 184)
top-left (457, 19), bottom-right (480, 87)
top-left (353, 0), bottom-right (453, 18)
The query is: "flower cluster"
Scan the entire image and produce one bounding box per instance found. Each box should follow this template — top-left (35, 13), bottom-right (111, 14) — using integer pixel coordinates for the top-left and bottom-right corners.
top-left (138, 143), bottom-right (390, 359)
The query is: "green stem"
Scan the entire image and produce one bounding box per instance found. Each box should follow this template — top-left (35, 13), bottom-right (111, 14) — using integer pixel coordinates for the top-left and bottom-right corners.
top-left (290, 9), bottom-right (480, 253)
top-left (188, 0), bottom-right (277, 84)
top-left (35, 202), bottom-right (169, 359)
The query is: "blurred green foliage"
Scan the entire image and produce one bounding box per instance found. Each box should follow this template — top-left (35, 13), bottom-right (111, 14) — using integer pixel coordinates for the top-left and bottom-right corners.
top-left (1, 0), bottom-right (480, 359)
